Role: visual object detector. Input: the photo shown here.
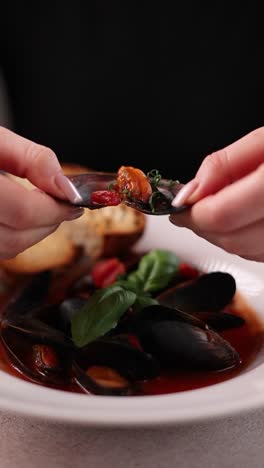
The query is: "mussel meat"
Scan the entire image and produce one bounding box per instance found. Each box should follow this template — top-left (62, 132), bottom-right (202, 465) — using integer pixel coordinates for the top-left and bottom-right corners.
top-left (67, 172), bottom-right (185, 215)
top-left (73, 336), bottom-right (160, 395)
top-left (1, 327), bottom-right (71, 385)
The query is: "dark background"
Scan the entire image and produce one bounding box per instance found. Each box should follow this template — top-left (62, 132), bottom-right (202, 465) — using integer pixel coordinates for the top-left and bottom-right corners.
top-left (0, 2), bottom-right (263, 181)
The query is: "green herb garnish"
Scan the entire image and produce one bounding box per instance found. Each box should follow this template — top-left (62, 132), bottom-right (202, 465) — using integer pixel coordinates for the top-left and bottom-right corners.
top-left (147, 169), bottom-right (162, 188)
top-left (71, 249), bottom-right (180, 347)
top-left (71, 285), bottom-right (137, 348)
top-left (124, 249), bottom-right (180, 293)
top-left (108, 181), bottom-right (117, 191)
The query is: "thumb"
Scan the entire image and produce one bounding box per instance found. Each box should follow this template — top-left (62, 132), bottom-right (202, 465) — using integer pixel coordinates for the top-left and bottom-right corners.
top-left (0, 127), bottom-right (82, 203)
top-left (172, 127), bottom-right (264, 207)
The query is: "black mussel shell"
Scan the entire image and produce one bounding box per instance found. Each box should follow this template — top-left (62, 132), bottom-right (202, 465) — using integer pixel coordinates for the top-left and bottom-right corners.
top-left (74, 337), bottom-right (160, 381)
top-left (136, 305), bottom-right (240, 371)
top-left (58, 298), bottom-right (87, 334)
top-left (73, 336), bottom-right (160, 396)
top-left (157, 272), bottom-right (236, 313)
top-left (2, 304), bottom-right (73, 350)
top-left (0, 327), bottom-right (71, 385)
top-left (68, 173), bottom-right (185, 215)
top-left (135, 304), bottom-right (208, 331)
top-left (3, 271), bottom-right (52, 320)
top-left (194, 311), bottom-right (245, 331)
top-left (70, 275), bottom-right (94, 297)
top-left (73, 363), bottom-right (133, 396)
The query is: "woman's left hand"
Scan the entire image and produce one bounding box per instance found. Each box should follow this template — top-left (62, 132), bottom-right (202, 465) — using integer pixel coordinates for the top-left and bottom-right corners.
top-left (170, 127), bottom-right (264, 262)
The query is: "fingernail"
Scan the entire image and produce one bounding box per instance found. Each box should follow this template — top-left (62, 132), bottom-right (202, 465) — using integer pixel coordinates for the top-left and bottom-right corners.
top-left (55, 173), bottom-right (83, 204)
top-left (65, 208), bottom-right (85, 220)
top-left (171, 179), bottom-right (199, 207)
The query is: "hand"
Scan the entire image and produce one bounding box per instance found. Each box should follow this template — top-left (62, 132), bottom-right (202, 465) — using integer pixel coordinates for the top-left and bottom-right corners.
top-left (170, 127), bottom-right (264, 262)
top-left (0, 127), bottom-right (84, 260)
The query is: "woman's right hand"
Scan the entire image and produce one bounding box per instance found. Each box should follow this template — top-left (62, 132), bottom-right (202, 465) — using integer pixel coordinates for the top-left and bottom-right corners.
top-left (0, 126), bottom-right (84, 260)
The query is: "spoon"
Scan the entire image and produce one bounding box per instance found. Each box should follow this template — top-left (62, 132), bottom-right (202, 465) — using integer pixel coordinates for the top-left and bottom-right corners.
top-left (66, 172), bottom-right (186, 215)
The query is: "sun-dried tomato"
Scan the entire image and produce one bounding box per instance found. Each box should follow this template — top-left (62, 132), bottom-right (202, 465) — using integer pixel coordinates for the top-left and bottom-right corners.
top-left (91, 190), bottom-right (121, 206)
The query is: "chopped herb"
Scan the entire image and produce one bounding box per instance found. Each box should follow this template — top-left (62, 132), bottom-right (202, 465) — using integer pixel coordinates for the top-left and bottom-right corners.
top-left (147, 169), bottom-right (162, 188)
top-left (148, 191), bottom-right (164, 213)
top-left (108, 181), bottom-right (117, 191)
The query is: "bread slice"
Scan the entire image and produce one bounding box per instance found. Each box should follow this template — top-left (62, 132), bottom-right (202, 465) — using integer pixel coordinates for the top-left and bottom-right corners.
top-left (83, 204), bottom-right (145, 256)
top-left (1, 228), bottom-right (76, 274)
top-left (0, 163), bottom-right (145, 273)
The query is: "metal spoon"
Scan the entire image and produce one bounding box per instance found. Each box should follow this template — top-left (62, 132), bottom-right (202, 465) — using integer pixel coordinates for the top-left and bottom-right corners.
top-left (66, 172), bottom-right (186, 215)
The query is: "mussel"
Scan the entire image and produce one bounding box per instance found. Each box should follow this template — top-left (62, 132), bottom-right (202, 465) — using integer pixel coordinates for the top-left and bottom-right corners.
top-left (0, 268), bottom-right (243, 394)
top-left (73, 363), bottom-right (132, 396)
top-left (1, 327), bottom-right (71, 385)
top-left (73, 337), bottom-right (160, 396)
top-left (4, 270), bottom-right (52, 320)
top-left (135, 305), bottom-right (241, 371)
top-left (156, 271), bottom-right (244, 332)
top-left (67, 173), bottom-right (185, 215)
top-left (0, 273), bottom-right (73, 385)
top-left (157, 272), bottom-right (236, 313)
top-left (192, 311), bottom-right (245, 332)
top-left (0, 274), bottom-right (161, 394)
top-left (58, 298), bottom-right (87, 335)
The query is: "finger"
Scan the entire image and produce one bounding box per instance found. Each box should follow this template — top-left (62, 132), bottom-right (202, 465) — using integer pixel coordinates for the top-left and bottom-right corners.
top-left (172, 127), bottom-right (264, 207)
top-left (170, 215), bottom-right (264, 261)
top-left (0, 223), bottom-right (60, 260)
top-left (189, 218), bottom-right (264, 262)
top-left (0, 126), bottom-right (82, 203)
top-left (170, 163), bottom-right (264, 233)
top-left (0, 175), bottom-right (84, 229)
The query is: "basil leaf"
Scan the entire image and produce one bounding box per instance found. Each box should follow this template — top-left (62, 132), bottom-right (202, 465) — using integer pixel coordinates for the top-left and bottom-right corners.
top-left (133, 295), bottom-right (159, 312)
top-left (114, 279), bottom-right (141, 294)
top-left (71, 285), bottom-right (137, 347)
top-left (127, 249), bottom-right (180, 293)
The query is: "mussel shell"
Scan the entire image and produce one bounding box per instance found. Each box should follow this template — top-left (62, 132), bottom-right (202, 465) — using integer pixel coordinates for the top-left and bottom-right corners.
top-left (3, 271), bottom-right (52, 320)
top-left (135, 304), bottom-right (209, 334)
top-left (74, 337), bottom-right (160, 382)
top-left (136, 305), bottom-right (241, 371)
top-left (70, 275), bottom-right (94, 297)
top-left (157, 272), bottom-right (236, 313)
top-left (194, 311), bottom-right (245, 331)
top-left (73, 363), bottom-right (133, 396)
top-left (68, 173), bottom-right (185, 215)
top-left (2, 304), bottom-right (73, 350)
top-left (0, 327), bottom-right (71, 385)
top-left (68, 173), bottom-right (116, 209)
top-left (58, 298), bottom-right (87, 334)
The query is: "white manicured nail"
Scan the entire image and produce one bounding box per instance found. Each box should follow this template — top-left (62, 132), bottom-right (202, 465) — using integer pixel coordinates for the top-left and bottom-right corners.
top-left (55, 174), bottom-right (83, 204)
top-left (171, 179), bottom-right (198, 207)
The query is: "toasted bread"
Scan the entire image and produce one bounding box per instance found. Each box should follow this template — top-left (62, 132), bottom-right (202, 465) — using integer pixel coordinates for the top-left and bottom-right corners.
top-left (1, 228), bottom-right (76, 274)
top-left (0, 163), bottom-right (145, 273)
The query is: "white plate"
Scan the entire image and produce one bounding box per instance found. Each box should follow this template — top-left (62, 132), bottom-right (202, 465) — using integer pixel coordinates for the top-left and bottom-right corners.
top-left (1, 216), bottom-right (264, 427)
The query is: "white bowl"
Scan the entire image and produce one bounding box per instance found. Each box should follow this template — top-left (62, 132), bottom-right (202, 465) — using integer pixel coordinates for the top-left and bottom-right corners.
top-left (1, 216), bottom-right (264, 427)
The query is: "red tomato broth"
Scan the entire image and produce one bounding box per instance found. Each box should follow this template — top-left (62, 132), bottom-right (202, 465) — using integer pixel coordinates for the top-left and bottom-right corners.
top-left (0, 269), bottom-right (263, 396)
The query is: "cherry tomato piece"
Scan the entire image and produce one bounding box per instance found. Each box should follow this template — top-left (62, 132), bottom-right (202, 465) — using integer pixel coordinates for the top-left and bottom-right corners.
top-left (91, 258), bottom-right (126, 288)
top-left (91, 191), bottom-right (121, 206)
top-left (179, 262), bottom-right (199, 280)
